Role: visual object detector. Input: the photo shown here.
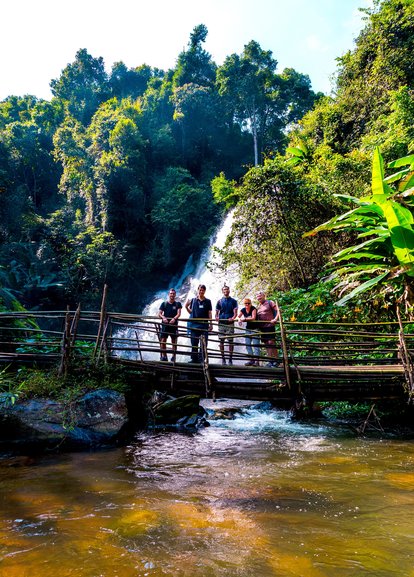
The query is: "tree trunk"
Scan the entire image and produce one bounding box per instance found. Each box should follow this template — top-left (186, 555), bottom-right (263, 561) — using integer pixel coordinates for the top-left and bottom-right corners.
top-left (252, 115), bottom-right (259, 166)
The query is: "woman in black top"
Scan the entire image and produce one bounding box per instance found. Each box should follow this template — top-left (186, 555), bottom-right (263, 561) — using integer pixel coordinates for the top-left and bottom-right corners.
top-left (238, 298), bottom-right (260, 365)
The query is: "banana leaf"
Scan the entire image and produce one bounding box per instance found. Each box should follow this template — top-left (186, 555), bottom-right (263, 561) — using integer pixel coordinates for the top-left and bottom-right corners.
top-left (388, 154), bottom-right (414, 169)
top-left (335, 271), bottom-right (390, 306)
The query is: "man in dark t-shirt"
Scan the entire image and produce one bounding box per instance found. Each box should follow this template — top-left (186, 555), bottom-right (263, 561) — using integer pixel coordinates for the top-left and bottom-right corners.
top-left (216, 285), bottom-right (238, 365)
top-left (158, 288), bottom-right (182, 362)
top-left (185, 284), bottom-right (213, 363)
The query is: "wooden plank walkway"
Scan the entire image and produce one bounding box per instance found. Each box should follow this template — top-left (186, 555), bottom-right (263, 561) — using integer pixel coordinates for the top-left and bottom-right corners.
top-left (110, 356), bottom-right (406, 402)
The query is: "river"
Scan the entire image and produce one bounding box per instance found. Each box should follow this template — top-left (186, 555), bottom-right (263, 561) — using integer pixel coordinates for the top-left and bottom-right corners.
top-left (1, 402), bottom-right (413, 577)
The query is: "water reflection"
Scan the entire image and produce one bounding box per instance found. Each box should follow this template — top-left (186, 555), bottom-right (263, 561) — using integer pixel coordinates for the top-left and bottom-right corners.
top-left (1, 405), bottom-right (414, 576)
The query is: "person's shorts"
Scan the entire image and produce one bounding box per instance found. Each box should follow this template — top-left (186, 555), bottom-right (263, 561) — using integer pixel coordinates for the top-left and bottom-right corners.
top-left (218, 322), bottom-right (235, 340)
top-left (259, 325), bottom-right (275, 343)
top-left (160, 323), bottom-right (178, 338)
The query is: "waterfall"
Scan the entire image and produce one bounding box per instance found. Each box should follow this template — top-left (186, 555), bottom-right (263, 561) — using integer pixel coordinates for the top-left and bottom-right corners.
top-left (144, 209), bottom-right (238, 318)
top-left (115, 210), bottom-right (241, 361)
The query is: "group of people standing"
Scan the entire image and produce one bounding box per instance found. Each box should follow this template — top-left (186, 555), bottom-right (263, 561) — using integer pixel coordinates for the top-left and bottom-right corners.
top-left (157, 285), bottom-right (280, 367)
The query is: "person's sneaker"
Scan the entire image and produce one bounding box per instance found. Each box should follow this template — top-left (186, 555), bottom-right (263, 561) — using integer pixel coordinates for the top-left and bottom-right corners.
top-left (221, 358), bottom-right (227, 365)
top-left (265, 361), bottom-right (274, 367)
top-left (161, 355), bottom-right (168, 361)
top-left (228, 359), bottom-right (233, 366)
top-left (245, 360), bottom-right (254, 366)
top-left (272, 361), bottom-right (280, 367)
top-left (170, 356), bottom-right (176, 362)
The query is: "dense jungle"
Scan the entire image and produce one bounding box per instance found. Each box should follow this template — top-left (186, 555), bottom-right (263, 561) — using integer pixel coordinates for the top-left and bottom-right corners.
top-left (0, 0), bottom-right (413, 325)
top-left (1, 4), bottom-right (414, 574)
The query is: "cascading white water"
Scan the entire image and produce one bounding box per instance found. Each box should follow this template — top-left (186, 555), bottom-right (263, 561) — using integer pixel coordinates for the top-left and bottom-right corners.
top-left (144, 209), bottom-right (238, 319)
top-left (114, 210), bottom-right (242, 361)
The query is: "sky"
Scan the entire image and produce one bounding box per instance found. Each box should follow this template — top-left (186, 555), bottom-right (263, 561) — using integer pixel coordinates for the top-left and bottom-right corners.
top-left (0, 0), bottom-right (373, 102)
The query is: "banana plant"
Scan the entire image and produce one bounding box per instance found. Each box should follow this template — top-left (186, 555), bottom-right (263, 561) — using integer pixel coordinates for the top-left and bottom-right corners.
top-left (304, 147), bottom-right (414, 306)
top-left (285, 139), bottom-right (310, 166)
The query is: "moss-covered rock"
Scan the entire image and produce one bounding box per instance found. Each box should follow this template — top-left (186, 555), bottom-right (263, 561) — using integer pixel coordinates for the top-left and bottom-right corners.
top-left (152, 394), bottom-right (204, 425)
top-left (0, 389), bottom-right (128, 451)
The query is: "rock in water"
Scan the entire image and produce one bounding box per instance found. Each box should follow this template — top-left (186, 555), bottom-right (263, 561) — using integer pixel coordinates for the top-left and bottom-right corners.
top-left (151, 394), bottom-right (205, 427)
top-left (0, 389), bottom-right (128, 451)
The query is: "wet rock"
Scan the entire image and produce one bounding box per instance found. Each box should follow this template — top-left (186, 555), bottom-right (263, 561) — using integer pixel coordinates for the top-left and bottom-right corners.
top-left (147, 393), bottom-right (208, 430)
top-left (176, 414), bottom-right (210, 430)
top-left (249, 401), bottom-right (274, 411)
top-left (208, 407), bottom-right (245, 420)
top-left (152, 394), bottom-right (203, 425)
top-left (291, 399), bottom-right (324, 420)
top-left (148, 390), bottom-right (174, 407)
top-left (0, 389), bottom-right (128, 451)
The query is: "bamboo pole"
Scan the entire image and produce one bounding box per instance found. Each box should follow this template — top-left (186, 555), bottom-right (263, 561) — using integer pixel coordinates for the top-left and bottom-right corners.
top-left (97, 317), bottom-right (110, 364)
top-left (200, 335), bottom-right (213, 399)
top-left (58, 307), bottom-right (71, 376)
top-left (134, 330), bottom-right (144, 363)
top-left (70, 305), bottom-right (81, 344)
top-left (276, 300), bottom-right (291, 390)
top-left (93, 284), bottom-right (108, 361)
top-left (396, 304), bottom-right (414, 402)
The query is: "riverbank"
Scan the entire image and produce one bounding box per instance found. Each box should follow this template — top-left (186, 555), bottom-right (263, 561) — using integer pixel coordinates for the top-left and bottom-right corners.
top-left (1, 362), bottom-right (413, 456)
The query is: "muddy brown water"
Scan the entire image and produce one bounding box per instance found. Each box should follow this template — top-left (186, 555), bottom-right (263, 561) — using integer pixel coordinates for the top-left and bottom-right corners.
top-left (0, 402), bottom-right (413, 577)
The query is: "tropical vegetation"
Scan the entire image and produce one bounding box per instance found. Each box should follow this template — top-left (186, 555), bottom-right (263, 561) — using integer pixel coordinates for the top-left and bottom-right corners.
top-left (0, 26), bottom-right (318, 311)
top-left (217, 0), bottom-right (414, 324)
top-left (0, 0), bottom-right (413, 327)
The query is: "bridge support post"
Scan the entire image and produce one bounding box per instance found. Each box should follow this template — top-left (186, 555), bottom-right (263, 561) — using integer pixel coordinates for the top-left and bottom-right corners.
top-left (276, 300), bottom-right (292, 390)
top-left (93, 284), bottom-right (108, 363)
top-left (396, 304), bottom-right (414, 403)
top-left (58, 307), bottom-right (71, 376)
top-left (134, 330), bottom-right (144, 362)
top-left (200, 335), bottom-right (214, 400)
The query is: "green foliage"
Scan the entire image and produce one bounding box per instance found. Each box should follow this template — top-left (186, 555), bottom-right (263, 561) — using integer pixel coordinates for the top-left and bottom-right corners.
top-left (305, 148), bottom-right (414, 309)
top-left (320, 399), bottom-right (413, 423)
top-left (45, 213), bottom-right (127, 304)
top-left (7, 362), bottom-right (129, 401)
top-left (211, 172), bottom-right (238, 208)
top-left (220, 0), bottom-right (414, 305)
top-left (217, 41), bottom-right (320, 166)
top-left (274, 281), bottom-right (340, 323)
top-left (216, 156), bottom-right (338, 293)
top-left (173, 24), bottom-right (216, 88)
top-left (0, 365), bottom-right (22, 406)
top-left (109, 62), bottom-right (154, 99)
top-left (50, 48), bottom-right (109, 124)
top-left (4, 5), bottom-right (412, 312)
top-left (319, 401), bottom-right (374, 420)
top-left (285, 140), bottom-right (310, 166)
top-left (273, 279), bottom-right (396, 324)
top-left (151, 167), bottom-right (219, 268)
top-left (0, 241), bottom-right (63, 305)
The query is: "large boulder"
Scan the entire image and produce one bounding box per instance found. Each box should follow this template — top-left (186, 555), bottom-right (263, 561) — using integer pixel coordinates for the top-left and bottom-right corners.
top-left (0, 389), bottom-right (128, 451)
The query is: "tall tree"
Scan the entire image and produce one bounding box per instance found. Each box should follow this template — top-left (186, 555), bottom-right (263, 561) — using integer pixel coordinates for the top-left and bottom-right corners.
top-left (50, 49), bottom-right (109, 125)
top-left (109, 62), bottom-right (156, 99)
top-left (217, 41), bottom-right (279, 166)
top-left (173, 24), bottom-right (216, 88)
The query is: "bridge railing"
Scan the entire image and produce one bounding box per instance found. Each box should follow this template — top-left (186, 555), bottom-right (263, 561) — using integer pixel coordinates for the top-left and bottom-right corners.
top-left (1, 310), bottom-right (413, 371)
top-left (283, 320), bottom-right (409, 365)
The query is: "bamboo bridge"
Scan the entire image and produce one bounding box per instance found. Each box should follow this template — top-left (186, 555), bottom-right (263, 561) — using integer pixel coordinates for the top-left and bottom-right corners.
top-left (1, 302), bottom-right (414, 405)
